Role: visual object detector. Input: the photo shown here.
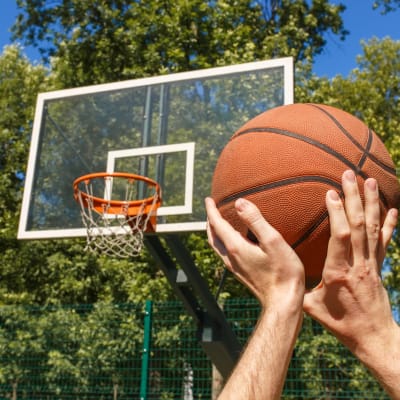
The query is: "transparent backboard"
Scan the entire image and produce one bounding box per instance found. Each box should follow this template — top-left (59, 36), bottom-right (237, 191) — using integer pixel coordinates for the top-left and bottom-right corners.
top-left (18, 57), bottom-right (293, 239)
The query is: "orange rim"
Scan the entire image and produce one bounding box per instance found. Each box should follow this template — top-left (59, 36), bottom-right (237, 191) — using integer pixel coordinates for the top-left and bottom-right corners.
top-left (73, 172), bottom-right (161, 216)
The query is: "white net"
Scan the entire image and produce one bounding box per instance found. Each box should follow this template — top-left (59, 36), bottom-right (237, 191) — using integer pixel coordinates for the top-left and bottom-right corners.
top-left (75, 174), bottom-right (160, 258)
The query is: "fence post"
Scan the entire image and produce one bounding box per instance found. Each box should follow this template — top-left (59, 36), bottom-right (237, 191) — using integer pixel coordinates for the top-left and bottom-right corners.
top-left (140, 300), bottom-right (153, 400)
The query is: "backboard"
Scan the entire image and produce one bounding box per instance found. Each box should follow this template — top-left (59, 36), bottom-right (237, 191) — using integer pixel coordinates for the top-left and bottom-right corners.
top-left (18, 57), bottom-right (293, 239)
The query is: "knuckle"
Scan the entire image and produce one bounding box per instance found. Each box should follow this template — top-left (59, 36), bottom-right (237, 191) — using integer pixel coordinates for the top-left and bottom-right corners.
top-left (245, 208), bottom-right (264, 226)
top-left (350, 214), bottom-right (365, 229)
top-left (224, 241), bottom-right (241, 257)
top-left (331, 201), bottom-right (344, 211)
top-left (366, 222), bottom-right (380, 239)
top-left (323, 264), bottom-right (350, 284)
top-left (333, 227), bottom-right (351, 241)
top-left (262, 230), bottom-right (282, 247)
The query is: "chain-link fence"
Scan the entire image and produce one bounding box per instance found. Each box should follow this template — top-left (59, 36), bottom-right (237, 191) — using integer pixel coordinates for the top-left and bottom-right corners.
top-left (0, 299), bottom-right (388, 399)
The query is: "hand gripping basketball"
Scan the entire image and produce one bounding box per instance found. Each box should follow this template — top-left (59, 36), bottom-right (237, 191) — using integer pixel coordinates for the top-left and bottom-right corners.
top-left (303, 171), bottom-right (398, 354)
top-left (212, 103), bottom-right (400, 288)
top-left (206, 197), bottom-right (304, 308)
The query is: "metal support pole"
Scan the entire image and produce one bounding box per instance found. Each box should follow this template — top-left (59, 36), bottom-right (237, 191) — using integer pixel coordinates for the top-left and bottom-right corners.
top-left (145, 235), bottom-right (242, 378)
top-left (140, 300), bottom-right (153, 400)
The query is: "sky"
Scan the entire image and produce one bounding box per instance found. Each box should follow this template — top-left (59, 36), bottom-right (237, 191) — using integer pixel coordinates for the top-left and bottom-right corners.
top-left (0, 1), bottom-right (399, 78)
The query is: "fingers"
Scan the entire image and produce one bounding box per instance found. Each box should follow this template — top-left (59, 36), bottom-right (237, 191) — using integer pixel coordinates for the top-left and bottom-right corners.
top-left (206, 196), bottom-right (305, 305)
top-left (205, 197), bottom-right (239, 269)
top-left (206, 197), bottom-right (283, 255)
top-left (341, 170), bottom-right (366, 262)
top-left (380, 208), bottom-right (398, 256)
top-left (325, 170), bottom-right (396, 275)
top-left (206, 196), bottom-right (280, 241)
top-left (325, 189), bottom-right (350, 269)
top-left (364, 178), bottom-right (381, 259)
top-left (234, 198), bottom-right (285, 251)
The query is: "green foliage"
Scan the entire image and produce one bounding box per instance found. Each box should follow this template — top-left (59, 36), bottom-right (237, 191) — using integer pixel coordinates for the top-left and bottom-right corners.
top-left (1, 3), bottom-right (399, 396)
top-left (0, 46), bottom-right (175, 305)
top-left (0, 237), bottom-right (174, 305)
top-left (0, 303), bottom-right (145, 398)
top-left (0, 301), bottom-right (389, 398)
top-left (12, 0), bottom-right (347, 86)
top-left (2, 0), bottom-right (348, 306)
top-left (0, 46), bottom-right (47, 236)
top-left (290, 317), bottom-right (387, 399)
top-left (373, 0), bottom-right (400, 13)
top-left (0, 306), bottom-right (45, 389)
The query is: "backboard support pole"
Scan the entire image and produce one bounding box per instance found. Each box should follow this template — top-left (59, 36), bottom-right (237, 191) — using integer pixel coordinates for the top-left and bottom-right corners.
top-left (145, 235), bottom-right (242, 379)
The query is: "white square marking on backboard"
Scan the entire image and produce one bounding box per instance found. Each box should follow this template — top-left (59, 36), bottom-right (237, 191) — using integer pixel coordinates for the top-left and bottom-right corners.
top-left (106, 142), bottom-right (195, 216)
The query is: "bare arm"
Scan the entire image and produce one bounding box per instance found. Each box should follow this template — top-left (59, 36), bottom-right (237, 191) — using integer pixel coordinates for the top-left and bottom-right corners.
top-left (217, 305), bottom-right (302, 399)
top-left (304, 170), bottom-right (400, 398)
top-left (206, 197), bottom-right (304, 399)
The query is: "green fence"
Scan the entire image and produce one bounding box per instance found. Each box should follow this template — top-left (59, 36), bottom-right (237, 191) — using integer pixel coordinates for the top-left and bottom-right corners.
top-left (0, 299), bottom-right (388, 399)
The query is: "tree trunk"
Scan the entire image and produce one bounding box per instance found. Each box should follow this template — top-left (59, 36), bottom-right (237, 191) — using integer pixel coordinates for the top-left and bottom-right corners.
top-left (12, 381), bottom-right (17, 400)
top-left (113, 383), bottom-right (118, 400)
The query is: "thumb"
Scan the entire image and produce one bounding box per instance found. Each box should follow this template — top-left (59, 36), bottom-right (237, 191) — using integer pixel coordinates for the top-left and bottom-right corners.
top-left (234, 198), bottom-right (284, 249)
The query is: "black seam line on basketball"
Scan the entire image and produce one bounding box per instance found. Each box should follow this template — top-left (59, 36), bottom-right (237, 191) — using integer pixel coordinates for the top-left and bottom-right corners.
top-left (291, 209), bottom-right (329, 250)
top-left (305, 107), bottom-right (391, 208)
top-left (236, 126), bottom-right (369, 177)
top-left (357, 127), bottom-right (373, 171)
top-left (216, 176), bottom-right (342, 208)
top-left (291, 188), bottom-right (344, 249)
top-left (233, 127), bottom-right (390, 208)
top-left (236, 122), bottom-right (396, 177)
top-left (309, 104), bottom-right (397, 175)
top-left (247, 207), bottom-right (329, 250)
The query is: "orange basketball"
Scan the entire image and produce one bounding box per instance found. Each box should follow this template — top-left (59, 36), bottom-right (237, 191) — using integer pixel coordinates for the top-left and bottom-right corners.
top-left (211, 103), bottom-right (400, 288)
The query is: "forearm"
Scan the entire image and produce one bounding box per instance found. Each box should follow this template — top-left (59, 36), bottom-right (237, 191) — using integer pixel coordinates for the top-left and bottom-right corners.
top-left (218, 306), bottom-right (303, 400)
top-left (351, 321), bottom-right (400, 399)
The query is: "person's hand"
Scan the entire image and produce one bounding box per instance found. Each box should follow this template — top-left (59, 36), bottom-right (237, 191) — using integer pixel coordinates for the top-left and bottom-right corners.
top-left (205, 196), bottom-right (305, 310)
top-left (304, 170), bottom-right (399, 355)
top-left (206, 196), bottom-right (305, 399)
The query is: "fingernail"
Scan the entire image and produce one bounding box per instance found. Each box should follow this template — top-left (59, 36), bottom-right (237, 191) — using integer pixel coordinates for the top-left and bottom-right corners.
top-left (344, 170), bottom-right (356, 182)
top-left (328, 190), bottom-right (340, 201)
top-left (205, 197), bottom-right (213, 205)
top-left (365, 178), bottom-right (377, 192)
top-left (235, 198), bottom-right (249, 212)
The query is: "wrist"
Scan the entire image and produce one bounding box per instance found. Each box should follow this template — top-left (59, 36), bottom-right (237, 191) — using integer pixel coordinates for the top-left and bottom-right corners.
top-left (353, 319), bottom-right (400, 363)
top-left (259, 291), bottom-right (304, 341)
top-left (351, 320), bottom-right (400, 394)
top-left (260, 277), bottom-right (305, 319)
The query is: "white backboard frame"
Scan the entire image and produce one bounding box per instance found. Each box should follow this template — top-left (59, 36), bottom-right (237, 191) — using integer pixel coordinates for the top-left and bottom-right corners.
top-left (18, 57), bottom-right (294, 239)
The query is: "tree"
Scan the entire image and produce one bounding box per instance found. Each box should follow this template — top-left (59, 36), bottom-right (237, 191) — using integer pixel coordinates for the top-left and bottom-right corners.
top-left (0, 306), bottom-right (45, 399)
top-left (0, 46), bottom-right (50, 305)
top-left (1, 2), bottom-right (400, 396)
top-left (0, 46), bottom-right (47, 238)
top-left (2, 0), bottom-right (349, 306)
top-left (76, 303), bottom-right (144, 399)
top-left (12, 0), bottom-right (347, 86)
top-left (373, 0), bottom-right (400, 13)
top-left (0, 45), bottom-right (176, 305)
top-left (291, 317), bottom-right (387, 398)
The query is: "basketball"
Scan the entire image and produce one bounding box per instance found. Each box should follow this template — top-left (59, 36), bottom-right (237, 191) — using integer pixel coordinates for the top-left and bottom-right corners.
top-left (211, 103), bottom-right (400, 288)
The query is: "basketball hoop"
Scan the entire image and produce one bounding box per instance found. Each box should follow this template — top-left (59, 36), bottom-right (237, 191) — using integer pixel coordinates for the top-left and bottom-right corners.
top-left (73, 172), bottom-right (161, 258)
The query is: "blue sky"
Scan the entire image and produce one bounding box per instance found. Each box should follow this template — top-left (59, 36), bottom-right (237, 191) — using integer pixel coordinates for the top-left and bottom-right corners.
top-left (0, 1), bottom-right (399, 78)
